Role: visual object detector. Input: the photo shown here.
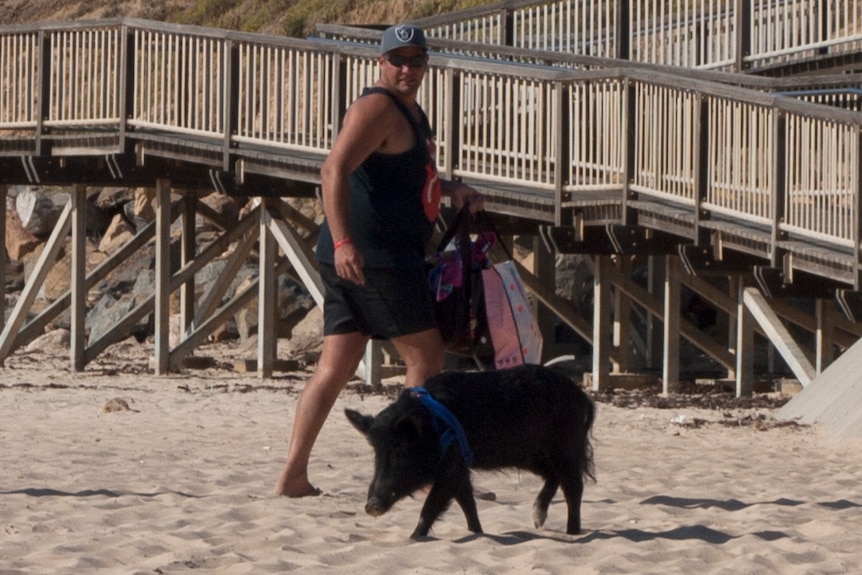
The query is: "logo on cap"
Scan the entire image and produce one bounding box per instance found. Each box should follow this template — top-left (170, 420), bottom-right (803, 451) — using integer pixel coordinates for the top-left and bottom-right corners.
top-left (395, 26), bottom-right (415, 43)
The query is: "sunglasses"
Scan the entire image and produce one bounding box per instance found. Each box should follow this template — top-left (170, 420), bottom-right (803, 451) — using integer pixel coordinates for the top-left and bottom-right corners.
top-left (385, 54), bottom-right (428, 68)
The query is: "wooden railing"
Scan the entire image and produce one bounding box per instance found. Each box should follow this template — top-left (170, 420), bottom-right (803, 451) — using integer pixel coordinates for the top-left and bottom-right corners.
top-left (1, 18), bottom-right (861, 288)
top-left (413, 0), bottom-right (862, 71)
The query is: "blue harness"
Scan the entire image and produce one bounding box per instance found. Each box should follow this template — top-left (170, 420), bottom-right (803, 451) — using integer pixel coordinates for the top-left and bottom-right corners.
top-left (411, 387), bottom-right (474, 468)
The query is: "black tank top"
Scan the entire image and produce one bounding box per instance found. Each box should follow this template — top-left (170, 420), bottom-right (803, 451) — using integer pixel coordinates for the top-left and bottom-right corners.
top-left (317, 88), bottom-right (437, 268)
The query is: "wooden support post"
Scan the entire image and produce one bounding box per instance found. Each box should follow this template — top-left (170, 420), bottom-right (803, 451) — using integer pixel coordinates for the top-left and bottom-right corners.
top-left (264, 210), bottom-right (324, 307)
top-left (662, 256), bottom-right (681, 394)
top-left (181, 192), bottom-right (197, 336)
top-left (591, 256), bottom-right (612, 391)
top-left (613, 256), bottom-right (632, 374)
top-left (258, 199), bottom-right (276, 379)
top-left (0, 186), bottom-right (6, 331)
top-left (736, 281), bottom-right (755, 397)
top-left (646, 255), bottom-right (664, 370)
top-left (743, 287), bottom-right (815, 387)
top-left (725, 276), bottom-right (738, 380)
top-left (533, 236), bottom-right (556, 362)
top-left (364, 341), bottom-right (383, 389)
top-left (70, 184), bottom-right (87, 372)
top-left (153, 179), bottom-right (171, 375)
top-left (815, 298), bottom-right (834, 375)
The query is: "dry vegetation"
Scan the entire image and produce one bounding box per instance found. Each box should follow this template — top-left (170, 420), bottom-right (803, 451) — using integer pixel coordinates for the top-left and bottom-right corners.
top-left (0, 0), bottom-right (496, 37)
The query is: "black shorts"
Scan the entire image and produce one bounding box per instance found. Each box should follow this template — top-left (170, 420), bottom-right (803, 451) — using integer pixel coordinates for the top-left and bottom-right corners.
top-left (319, 263), bottom-right (437, 339)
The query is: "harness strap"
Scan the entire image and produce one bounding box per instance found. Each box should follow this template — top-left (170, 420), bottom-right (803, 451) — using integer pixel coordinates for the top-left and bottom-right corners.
top-left (411, 387), bottom-right (474, 468)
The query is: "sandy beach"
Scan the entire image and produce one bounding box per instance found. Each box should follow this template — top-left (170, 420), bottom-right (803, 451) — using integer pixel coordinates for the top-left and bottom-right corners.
top-left (1, 339), bottom-right (861, 575)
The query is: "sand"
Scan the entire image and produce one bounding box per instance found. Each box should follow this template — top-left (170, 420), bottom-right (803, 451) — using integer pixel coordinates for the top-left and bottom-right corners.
top-left (1, 339), bottom-right (861, 575)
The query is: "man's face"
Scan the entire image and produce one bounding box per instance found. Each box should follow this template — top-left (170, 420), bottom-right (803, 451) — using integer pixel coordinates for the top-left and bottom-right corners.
top-left (379, 48), bottom-right (428, 94)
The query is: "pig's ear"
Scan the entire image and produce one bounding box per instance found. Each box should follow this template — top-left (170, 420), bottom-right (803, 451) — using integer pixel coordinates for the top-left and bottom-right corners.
top-left (345, 409), bottom-right (373, 436)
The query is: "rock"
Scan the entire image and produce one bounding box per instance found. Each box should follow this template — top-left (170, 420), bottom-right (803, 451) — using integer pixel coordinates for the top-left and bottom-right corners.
top-left (131, 187), bottom-right (155, 228)
top-left (5, 208), bottom-right (41, 260)
top-left (101, 397), bottom-right (131, 413)
top-left (198, 192), bottom-right (240, 231)
top-left (43, 252), bottom-right (72, 301)
top-left (87, 294), bottom-right (148, 343)
top-left (4, 261), bottom-right (24, 292)
top-left (92, 187), bottom-right (135, 210)
top-left (232, 271), bottom-right (315, 342)
top-left (169, 313), bottom-right (182, 348)
top-left (24, 328), bottom-right (70, 353)
top-left (97, 243), bottom-right (156, 299)
top-left (98, 214), bottom-right (136, 254)
top-left (43, 237), bottom-right (100, 301)
top-left (16, 188), bottom-right (68, 235)
top-left (286, 306), bottom-right (323, 356)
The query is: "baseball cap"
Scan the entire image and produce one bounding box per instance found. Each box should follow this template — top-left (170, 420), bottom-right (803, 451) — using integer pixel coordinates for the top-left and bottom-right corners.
top-left (380, 24), bottom-right (427, 55)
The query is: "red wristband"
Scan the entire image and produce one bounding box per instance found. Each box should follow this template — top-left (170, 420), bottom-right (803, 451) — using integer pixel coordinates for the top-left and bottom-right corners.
top-left (334, 237), bottom-right (352, 250)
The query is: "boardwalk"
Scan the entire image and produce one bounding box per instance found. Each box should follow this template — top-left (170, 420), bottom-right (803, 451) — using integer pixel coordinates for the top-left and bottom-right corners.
top-left (2, 6), bottom-right (862, 395)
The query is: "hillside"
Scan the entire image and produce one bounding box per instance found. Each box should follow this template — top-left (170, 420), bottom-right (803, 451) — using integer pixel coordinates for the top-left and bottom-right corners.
top-left (0, 0), bottom-right (494, 38)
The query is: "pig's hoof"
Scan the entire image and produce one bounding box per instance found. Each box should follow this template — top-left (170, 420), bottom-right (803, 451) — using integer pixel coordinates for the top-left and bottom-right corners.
top-left (532, 505), bottom-right (547, 528)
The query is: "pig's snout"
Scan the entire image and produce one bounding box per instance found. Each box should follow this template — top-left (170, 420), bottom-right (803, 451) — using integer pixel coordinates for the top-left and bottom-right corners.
top-left (364, 495), bottom-right (391, 517)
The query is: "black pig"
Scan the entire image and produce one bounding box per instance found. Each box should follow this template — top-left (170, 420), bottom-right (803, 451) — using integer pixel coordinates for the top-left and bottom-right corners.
top-left (345, 364), bottom-right (595, 538)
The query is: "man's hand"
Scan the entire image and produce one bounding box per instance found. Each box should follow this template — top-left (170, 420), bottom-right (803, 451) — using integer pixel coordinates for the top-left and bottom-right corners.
top-left (334, 242), bottom-right (366, 285)
top-left (448, 181), bottom-right (484, 213)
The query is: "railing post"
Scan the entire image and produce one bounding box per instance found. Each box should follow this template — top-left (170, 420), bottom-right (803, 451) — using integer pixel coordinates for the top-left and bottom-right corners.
top-left (622, 78), bottom-right (636, 224)
top-left (119, 23), bottom-right (135, 152)
top-left (770, 109), bottom-right (787, 269)
top-left (553, 80), bottom-right (566, 227)
top-left (855, 127), bottom-right (862, 291)
top-left (734, 0), bottom-right (752, 73)
top-left (223, 39), bottom-right (239, 172)
top-left (443, 69), bottom-right (461, 183)
top-left (693, 93), bottom-right (710, 246)
top-left (331, 53), bottom-right (347, 141)
top-left (616, 0), bottom-right (631, 61)
top-left (500, 7), bottom-right (514, 47)
top-left (35, 30), bottom-right (51, 156)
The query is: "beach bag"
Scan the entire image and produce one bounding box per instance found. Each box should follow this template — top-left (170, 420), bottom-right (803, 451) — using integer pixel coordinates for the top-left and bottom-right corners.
top-left (426, 205), bottom-right (494, 363)
top-left (482, 260), bottom-right (543, 368)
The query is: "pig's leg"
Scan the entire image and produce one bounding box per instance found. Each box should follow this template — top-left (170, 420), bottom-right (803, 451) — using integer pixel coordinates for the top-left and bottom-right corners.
top-left (532, 477), bottom-right (559, 528)
top-left (411, 474), bottom-right (481, 538)
top-left (452, 477), bottom-right (482, 534)
top-left (411, 482), bottom-right (455, 538)
top-left (558, 463), bottom-right (585, 534)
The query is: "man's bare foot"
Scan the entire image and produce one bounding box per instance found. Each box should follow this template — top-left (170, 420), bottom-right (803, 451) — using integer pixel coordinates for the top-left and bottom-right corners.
top-left (274, 469), bottom-right (321, 497)
top-left (277, 484), bottom-right (322, 498)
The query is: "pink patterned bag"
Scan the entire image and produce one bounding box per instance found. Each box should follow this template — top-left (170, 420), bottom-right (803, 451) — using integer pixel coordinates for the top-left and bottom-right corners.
top-left (481, 261), bottom-right (543, 368)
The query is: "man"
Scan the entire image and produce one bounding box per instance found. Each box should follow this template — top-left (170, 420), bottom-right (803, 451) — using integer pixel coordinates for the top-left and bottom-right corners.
top-left (275, 24), bottom-right (483, 497)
